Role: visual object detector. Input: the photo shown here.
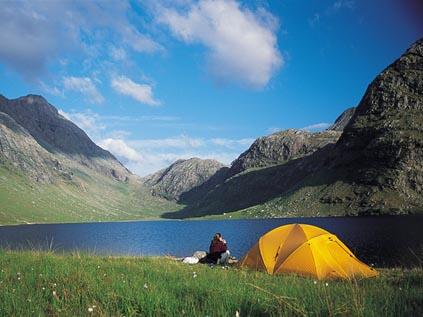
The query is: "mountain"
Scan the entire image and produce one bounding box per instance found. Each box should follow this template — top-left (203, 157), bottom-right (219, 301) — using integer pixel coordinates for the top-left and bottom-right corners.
top-left (148, 108), bottom-right (355, 206)
top-left (328, 107), bottom-right (356, 131)
top-left (142, 158), bottom-right (226, 201)
top-left (228, 107), bottom-right (355, 177)
top-left (0, 94), bottom-right (130, 182)
top-left (0, 94), bottom-right (179, 224)
top-left (228, 129), bottom-right (341, 177)
top-left (163, 38), bottom-right (423, 219)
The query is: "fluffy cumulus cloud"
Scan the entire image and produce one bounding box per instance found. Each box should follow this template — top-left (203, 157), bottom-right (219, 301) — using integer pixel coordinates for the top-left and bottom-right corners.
top-left (111, 76), bottom-right (160, 106)
top-left (98, 138), bottom-right (143, 162)
top-left (157, 0), bottom-right (282, 88)
top-left (63, 76), bottom-right (104, 104)
top-left (0, 0), bottom-right (161, 79)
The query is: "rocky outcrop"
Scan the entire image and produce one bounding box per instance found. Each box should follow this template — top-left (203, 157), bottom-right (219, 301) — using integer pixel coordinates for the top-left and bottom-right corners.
top-left (0, 94), bottom-right (130, 182)
top-left (142, 158), bottom-right (226, 201)
top-left (328, 107), bottom-right (356, 131)
top-left (0, 111), bottom-right (70, 183)
top-left (228, 129), bottom-right (341, 176)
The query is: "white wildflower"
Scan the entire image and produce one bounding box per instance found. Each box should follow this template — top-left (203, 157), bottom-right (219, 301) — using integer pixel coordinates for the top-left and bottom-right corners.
top-left (313, 281), bottom-right (317, 285)
top-left (88, 307), bottom-right (94, 313)
top-left (52, 291), bottom-right (57, 296)
top-left (143, 283), bottom-right (148, 289)
top-left (325, 282), bottom-right (329, 287)
top-left (236, 310), bottom-right (240, 317)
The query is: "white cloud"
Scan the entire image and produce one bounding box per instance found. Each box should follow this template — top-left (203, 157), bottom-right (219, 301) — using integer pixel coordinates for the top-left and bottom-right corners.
top-left (58, 108), bottom-right (253, 176)
top-left (0, 1), bottom-right (161, 79)
top-left (210, 138), bottom-right (254, 149)
top-left (63, 76), bottom-right (104, 104)
top-left (98, 138), bottom-right (143, 162)
top-left (93, 134), bottom-right (254, 176)
top-left (128, 135), bottom-right (204, 149)
top-left (157, 0), bottom-right (282, 88)
top-left (58, 109), bottom-right (106, 138)
top-left (39, 81), bottom-right (64, 97)
top-left (301, 122), bottom-right (331, 132)
top-left (109, 46), bottom-right (127, 61)
top-left (111, 75), bottom-right (160, 106)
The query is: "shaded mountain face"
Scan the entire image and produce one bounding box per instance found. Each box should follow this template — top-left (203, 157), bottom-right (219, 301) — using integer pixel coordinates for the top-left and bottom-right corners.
top-left (164, 38), bottom-right (423, 218)
top-left (0, 94), bottom-right (130, 182)
top-left (322, 38), bottom-right (423, 212)
top-left (142, 158), bottom-right (226, 201)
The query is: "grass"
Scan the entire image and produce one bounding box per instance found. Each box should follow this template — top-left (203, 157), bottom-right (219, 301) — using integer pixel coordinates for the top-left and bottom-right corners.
top-left (0, 250), bottom-right (422, 316)
top-left (0, 166), bottom-right (181, 225)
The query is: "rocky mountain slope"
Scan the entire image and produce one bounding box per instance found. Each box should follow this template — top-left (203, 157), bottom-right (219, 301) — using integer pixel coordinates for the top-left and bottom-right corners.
top-left (142, 158), bottom-right (226, 201)
top-left (228, 129), bottom-right (341, 177)
top-left (163, 38), bottom-right (423, 218)
top-left (0, 95), bottom-right (178, 224)
top-left (228, 107), bottom-right (355, 177)
top-left (328, 107), bottom-right (356, 131)
top-left (0, 94), bottom-right (130, 182)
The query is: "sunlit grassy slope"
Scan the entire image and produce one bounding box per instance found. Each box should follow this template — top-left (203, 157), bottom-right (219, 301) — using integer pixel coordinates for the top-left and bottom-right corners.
top-left (0, 166), bottom-right (180, 225)
top-left (0, 250), bottom-right (421, 316)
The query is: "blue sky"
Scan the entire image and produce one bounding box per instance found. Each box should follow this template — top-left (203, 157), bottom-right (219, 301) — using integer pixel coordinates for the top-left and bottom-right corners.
top-left (0, 0), bottom-right (421, 175)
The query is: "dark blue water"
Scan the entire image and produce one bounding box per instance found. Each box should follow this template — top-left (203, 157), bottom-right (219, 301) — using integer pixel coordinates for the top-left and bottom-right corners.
top-left (0, 215), bottom-right (422, 267)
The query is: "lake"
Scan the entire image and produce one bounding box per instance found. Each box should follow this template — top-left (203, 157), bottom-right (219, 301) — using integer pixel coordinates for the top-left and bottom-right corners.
top-left (0, 215), bottom-right (422, 267)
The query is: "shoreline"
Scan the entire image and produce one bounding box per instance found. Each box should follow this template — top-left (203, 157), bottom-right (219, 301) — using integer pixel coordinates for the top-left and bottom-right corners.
top-left (1, 213), bottom-right (422, 228)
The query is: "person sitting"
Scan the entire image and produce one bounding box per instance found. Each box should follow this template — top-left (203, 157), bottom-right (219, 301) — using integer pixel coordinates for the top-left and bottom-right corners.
top-left (201, 233), bottom-right (230, 265)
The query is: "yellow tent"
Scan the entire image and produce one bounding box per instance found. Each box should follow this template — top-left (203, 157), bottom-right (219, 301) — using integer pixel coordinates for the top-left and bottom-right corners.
top-left (239, 223), bottom-right (378, 280)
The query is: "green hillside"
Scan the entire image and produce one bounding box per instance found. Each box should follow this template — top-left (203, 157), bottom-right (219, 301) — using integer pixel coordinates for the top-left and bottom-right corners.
top-left (0, 164), bottom-right (180, 225)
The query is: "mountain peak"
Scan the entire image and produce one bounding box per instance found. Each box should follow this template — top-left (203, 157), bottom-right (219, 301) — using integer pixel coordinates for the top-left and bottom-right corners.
top-left (142, 157), bottom-right (226, 201)
top-left (0, 94), bottom-right (131, 181)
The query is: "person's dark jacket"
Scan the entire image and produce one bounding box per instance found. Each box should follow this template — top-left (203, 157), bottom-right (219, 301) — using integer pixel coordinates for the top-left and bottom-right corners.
top-left (200, 239), bottom-right (227, 264)
top-left (209, 239), bottom-right (227, 254)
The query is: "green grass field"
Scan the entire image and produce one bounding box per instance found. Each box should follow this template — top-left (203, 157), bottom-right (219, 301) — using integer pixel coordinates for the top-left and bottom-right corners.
top-left (0, 250), bottom-right (421, 316)
top-left (0, 166), bottom-right (180, 225)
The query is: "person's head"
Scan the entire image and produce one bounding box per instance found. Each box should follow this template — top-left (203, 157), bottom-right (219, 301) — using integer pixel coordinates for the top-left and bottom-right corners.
top-left (214, 233), bottom-right (222, 240)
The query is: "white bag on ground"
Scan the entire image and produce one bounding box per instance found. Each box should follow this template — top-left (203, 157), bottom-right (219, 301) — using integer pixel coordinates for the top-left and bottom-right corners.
top-left (182, 256), bottom-right (199, 264)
